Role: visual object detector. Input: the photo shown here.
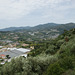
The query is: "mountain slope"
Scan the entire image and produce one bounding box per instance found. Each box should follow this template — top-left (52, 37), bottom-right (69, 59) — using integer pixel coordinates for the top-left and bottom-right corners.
top-left (0, 26), bottom-right (31, 31)
top-left (0, 23), bottom-right (75, 32)
top-left (0, 23), bottom-right (75, 42)
top-left (0, 28), bottom-right (75, 75)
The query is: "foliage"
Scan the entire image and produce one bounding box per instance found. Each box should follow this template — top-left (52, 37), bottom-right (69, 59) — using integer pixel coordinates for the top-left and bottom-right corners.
top-left (0, 28), bottom-right (75, 75)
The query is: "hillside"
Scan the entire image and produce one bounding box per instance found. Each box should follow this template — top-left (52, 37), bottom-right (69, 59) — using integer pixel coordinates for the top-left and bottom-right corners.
top-left (0, 23), bottom-right (75, 32)
top-left (0, 23), bottom-right (75, 43)
top-left (0, 28), bottom-right (75, 75)
top-left (0, 26), bottom-right (31, 31)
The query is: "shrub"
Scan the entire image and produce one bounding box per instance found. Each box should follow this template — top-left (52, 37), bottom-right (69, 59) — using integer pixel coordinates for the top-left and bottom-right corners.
top-left (62, 69), bottom-right (75, 75)
top-left (45, 62), bottom-right (64, 75)
top-left (70, 44), bottom-right (75, 55)
top-left (59, 57), bottom-right (73, 70)
top-left (56, 39), bottom-right (64, 49)
top-left (45, 45), bottom-right (57, 55)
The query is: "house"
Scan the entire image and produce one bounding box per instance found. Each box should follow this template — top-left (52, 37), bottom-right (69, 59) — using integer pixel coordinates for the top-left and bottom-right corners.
top-left (0, 46), bottom-right (3, 48)
top-left (0, 54), bottom-right (6, 59)
top-left (30, 46), bottom-right (34, 49)
top-left (22, 44), bottom-right (29, 47)
top-left (0, 62), bottom-right (5, 65)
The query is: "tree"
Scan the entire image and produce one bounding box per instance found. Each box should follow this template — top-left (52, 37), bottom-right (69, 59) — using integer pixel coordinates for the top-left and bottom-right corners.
top-left (6, 55), bottom-right (10, 59)
top-left (45, 62), bottom-right (64, 75)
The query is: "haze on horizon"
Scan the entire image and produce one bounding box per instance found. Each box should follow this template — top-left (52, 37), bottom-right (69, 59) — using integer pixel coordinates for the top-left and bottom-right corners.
top-left (0, 0), bottom-right (75, 29)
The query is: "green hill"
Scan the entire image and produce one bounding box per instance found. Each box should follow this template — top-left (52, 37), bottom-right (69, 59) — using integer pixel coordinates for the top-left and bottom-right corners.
top-left (0, 28), bottom-right (75, 75)
top-left (0, 23), bottom-right (75, 42)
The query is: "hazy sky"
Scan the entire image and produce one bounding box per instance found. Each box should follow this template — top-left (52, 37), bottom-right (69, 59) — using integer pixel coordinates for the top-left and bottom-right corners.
top-left (0, 0), bottom-right (75, 29)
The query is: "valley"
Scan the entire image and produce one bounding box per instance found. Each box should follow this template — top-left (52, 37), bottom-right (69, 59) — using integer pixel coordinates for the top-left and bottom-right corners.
top-left (0, 23), bottom-right (75, 75)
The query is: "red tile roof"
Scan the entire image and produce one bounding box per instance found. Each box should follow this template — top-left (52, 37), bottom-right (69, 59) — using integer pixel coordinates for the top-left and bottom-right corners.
top-left (0, 54), bottom-right (6, 57)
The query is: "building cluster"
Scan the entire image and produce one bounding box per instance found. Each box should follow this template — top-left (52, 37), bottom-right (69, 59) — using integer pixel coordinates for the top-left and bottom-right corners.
top-left (0, 47), bottom-right (31, 64)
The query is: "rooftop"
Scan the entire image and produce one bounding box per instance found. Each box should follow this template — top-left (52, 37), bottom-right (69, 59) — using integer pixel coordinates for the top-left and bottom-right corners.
top-left (0, 50), bottom-right (24, 58)
top-left (0, 54), bottom-right (6, 57)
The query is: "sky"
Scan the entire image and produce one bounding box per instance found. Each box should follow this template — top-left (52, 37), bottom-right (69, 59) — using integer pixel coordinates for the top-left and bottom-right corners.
top-left (0, 0), bottom-right (75, 29)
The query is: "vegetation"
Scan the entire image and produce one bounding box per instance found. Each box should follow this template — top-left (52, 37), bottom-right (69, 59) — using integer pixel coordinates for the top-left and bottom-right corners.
top-left (0, 28), bottom-right (75, 75)
top-left (0, 23), bottom-right (75, 43)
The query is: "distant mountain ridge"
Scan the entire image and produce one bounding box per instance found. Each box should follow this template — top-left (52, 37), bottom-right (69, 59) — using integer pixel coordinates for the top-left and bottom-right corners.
top-left (0, 23), bottom-right (75, 32)
top-left (0, 26), bottom-right (31, 31)
top-left (0, 23), bottom-right (58, 31)
top-left (0, 22), bottom-right (75, 41)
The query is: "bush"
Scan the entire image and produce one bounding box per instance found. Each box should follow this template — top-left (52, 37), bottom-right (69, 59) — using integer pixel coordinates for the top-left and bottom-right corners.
top-left (59, 57), bottom-right (73, 70)
top-left (45, 45), bottom-right (57, 55)
top-left (62, 69), bottom-right (75, 75)
top-left (70, 44), bottom-right (75, 55)
top-left (45, 62), bottom-right (64, 75)
top-left (56, 39), bottom-right (64, 49)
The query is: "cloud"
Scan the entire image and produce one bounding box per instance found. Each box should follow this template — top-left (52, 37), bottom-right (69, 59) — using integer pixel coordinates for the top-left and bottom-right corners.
top-left (41, 0), bottom-right (75, 22)
top-left (0, 0), bottom-right (72, 20)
